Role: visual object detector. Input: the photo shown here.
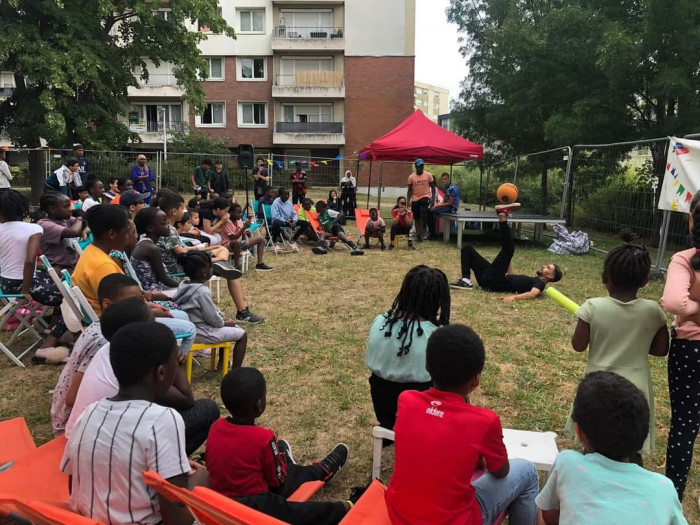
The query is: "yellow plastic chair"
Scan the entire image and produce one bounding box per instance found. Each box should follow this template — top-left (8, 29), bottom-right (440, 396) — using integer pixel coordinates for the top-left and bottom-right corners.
top-left (393, 235), bottom-right (409, 249)
top-left (185, 342), bottom-right (233, 383)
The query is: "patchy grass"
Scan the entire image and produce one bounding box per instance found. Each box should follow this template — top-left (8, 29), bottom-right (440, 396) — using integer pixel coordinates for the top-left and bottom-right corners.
top-left (1, 230), bottom-right (698, 521)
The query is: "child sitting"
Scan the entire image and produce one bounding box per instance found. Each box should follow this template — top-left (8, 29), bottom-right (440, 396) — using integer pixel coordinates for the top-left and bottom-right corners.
top-left (385, 324), bottom-right (539, 524)
top-left (257, 185), bottom-right (276, 220)
top-left (175, 212), bottom-right (210, 246)
top-left (61, 322), bottom-right (209, 524)
top-left (132, 207), bottom-right (181, 293)
top-left (569, 232), bottom-right (669, 463)
top-left (222, 203), bottom-right (273, 272)
top-left (291, 198), bottom-right (319, 244)
top-left (172, 251), bottom-right (247, 368)
top-left (364, 207), bottom-right (386, 250)
top-left (365, 265), bottom-right (450, 429)
top-left (537, 371), bottom-right (686, 524)
top-left (315, 200), bottom-right (363, 256)
top-left (207, 367), bottom-right (361, 524)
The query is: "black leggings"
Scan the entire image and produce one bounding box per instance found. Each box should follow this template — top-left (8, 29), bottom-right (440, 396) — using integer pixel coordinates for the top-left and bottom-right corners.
top-left (665, 337), bottom-right (700, 500)
top-left (291, 220), bottom-right (318, 242)
top-left (179, 399), bottom-right (220, 456)
top-left (390, 223), bottom-right (411, 241)
top-left (460, 221), bottom-right (514, 292)
top-left (369, 373), bottom-right (431, 430)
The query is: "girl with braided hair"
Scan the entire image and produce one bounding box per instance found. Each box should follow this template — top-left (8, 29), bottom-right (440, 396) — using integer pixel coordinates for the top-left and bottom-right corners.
top-left (569, 229), bottom-right (669, 465)
top-left (662, 190), bottom-right (700, 501)
top-left (365, 265), bottom-right (450, 430)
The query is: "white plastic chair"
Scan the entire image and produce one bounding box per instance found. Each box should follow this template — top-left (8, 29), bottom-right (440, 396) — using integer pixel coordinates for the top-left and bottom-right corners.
top-left (70, 286), bottom-right (99, 324)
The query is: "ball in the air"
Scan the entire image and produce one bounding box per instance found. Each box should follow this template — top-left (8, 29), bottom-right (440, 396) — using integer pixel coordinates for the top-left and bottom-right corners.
top-left (496, 183), bottom-right (518, 204)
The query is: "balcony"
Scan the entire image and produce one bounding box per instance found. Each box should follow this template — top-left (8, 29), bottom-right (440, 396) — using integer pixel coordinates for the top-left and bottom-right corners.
top-left (273, 122), bottom-right (344, 146)
top-left (272, 72), bottom-right (344, 98)
top-left (127, 74), bottom-right (183, 98)
top-left (0, 87), bottom-right (14, 99)
top-left (272, 26), bottom-right (345, 51)
top-left (126, 120), bottom-right (187, 144)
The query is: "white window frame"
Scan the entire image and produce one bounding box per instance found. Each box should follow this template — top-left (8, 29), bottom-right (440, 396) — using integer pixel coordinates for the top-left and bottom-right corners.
top-left (237, 57), bottom-right (267, 82)
top-left (238, 102), bottom-right (268, 128)
top-left (195, 102), bottom-right (226, 128)
top-left (154, 9), bottom-right (171, 21)
top-left (201, 57), bottom-right (224, 81)
top-left (281, 103), bottom-right (333, 123)
top-left (238, 8), bottom-right (265, 34)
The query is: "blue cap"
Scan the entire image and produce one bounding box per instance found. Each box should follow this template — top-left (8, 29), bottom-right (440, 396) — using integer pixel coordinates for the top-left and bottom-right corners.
top-left (415, 158), bottom-right (424, 166)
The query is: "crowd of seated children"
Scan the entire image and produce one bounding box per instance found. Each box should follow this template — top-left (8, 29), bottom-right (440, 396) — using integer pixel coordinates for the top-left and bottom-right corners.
top-left (132, 206), bottom-right (181, 293)
top-left (186, 197), bottom-right (220, 245)
top-left (537, 371), bottom-right (686, 524)
top-left (72, 186), bottom-right (88, 209)
top-left (385, 324), bottom-right (540, 524)
top-left (291, 198), bottom-right (319, 244)
top-left (315, 200), bottom-right (364, 256)
top-left (61, 322), bottom-right (210, 525)
top-left (155, 189), bottom-right (263, 324)
top-left (569, 232), bottom-right (668, 464)
top-left (270, 187), bottom-right (299, 253)
top-left (37, 191), bottom-right (87, 273)
top-left (64, 300), bottom-right (219, 455)
top-left (175, 212), bottom-right (210, 246)
top-left (117, 188), bottom-right (147, 219)
top-left (364, 207), bottom-right (387, 250)
top-left (80, 179), bottom-right (104, 212)
top-left (107, 176), bottom-right (132, 205)
top-left (365, 265), bottom-right (450, 430)
top-left (172, 252), bottom-right (248, 369)
top-left (198, 196), bottom-right (232, 245)
top-left (389, 196), bottom-right (415, 250)
top-left (206, 367), bottom-right (364, 524)
top-left (225, 203), bottom-right (273, 272)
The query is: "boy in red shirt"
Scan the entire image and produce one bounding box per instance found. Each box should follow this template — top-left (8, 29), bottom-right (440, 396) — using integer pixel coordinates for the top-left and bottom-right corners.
top-left (385, 324), bottom-right (538, 524)
top-left (206, 367), bottom-right (362, 524)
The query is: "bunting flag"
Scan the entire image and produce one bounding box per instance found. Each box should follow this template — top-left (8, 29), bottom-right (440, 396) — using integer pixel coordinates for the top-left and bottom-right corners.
top-left (321, 160), bottom-right (328, 165)
top-left (266, 159), bottom-right (273, 166)
top-left (335, 154), bottom-right (342, 160)
top-left (310, 161), bottom-right (319, 167)
top-left (275, 161), bottom-right (283, 168)
top-left (658, 137), bottom-right (700, 212)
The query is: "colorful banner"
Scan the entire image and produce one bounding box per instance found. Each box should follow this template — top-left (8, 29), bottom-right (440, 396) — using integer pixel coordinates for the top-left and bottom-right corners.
top-left (658, 137), bottom-right (700, 213)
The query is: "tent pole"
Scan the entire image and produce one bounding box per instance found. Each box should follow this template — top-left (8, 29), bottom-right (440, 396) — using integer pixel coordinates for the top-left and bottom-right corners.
top-left (479, 161), bottom-right (485, 211)
top-left (366, 160), bottom-right (373, 208)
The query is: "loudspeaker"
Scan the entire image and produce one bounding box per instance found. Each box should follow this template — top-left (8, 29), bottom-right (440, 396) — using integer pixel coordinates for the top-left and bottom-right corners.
top-left (237, 144), bottom-right (255, 170)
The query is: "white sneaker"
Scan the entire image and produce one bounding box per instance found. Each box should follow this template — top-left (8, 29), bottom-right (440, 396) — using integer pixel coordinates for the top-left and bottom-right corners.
top-left (289, 242), bottom-right (299, 252)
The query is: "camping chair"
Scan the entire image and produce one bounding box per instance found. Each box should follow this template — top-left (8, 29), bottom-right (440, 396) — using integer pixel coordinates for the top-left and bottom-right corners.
top-left (338, 479), bottom-right (391, 525)
top-left (41, 256), bottom-right (84, 333)
top-left (354, 208), bottom-right (384, 248)
top-left (262, 204), bottom-right (293, 253)
top-left (0, 418), bottom-right (36, 473)
top-left (306, 211), bottom-right (353, 251)
top-left (0, 496), bottom-right (101, 525)
top-left (0, 290), bottom-right (46, 367)
top-left (70, 286), bottom-right (99, 324)
top-left (70, 233), bottom-right (93, 256)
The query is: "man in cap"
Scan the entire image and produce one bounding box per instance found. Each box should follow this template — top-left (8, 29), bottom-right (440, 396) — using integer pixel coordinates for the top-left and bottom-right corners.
top-left (407, 158), bottom-right (436, 242)
top-left (119, 189), bottom-right (148, 220)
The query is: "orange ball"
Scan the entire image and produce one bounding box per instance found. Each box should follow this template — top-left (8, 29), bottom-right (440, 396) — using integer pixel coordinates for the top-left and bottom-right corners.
top-left (496, 183), bottom-right (518, 204)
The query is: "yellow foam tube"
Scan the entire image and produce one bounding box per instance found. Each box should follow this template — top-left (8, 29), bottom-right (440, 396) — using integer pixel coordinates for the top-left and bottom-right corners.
top-left (545, 287), bottom-right (579, 315)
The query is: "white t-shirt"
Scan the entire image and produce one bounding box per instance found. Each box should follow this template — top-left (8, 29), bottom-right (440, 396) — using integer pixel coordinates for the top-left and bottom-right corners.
top-left (65, 343), bottom-right (118, 438)
top-left (0, 222), bottom-right (43, 279)
top-left (0, 160), bottom-right (13, 188)
top-left (81, 197), bottom-right (100, 212)
top-left (61, 399), bottom-right (190, 525)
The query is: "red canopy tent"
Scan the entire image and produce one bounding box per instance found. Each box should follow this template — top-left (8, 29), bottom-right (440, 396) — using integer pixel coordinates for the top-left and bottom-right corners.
top-left (359, 109), bottom-right (483, 163)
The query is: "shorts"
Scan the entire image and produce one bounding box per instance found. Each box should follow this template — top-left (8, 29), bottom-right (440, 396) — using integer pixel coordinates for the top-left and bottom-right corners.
top-left (411, 197), bottom-right (430, 218)
top-left (329, 224), bottom-right (344, 236)
top-left (194, 323), bottom-right (246, 344)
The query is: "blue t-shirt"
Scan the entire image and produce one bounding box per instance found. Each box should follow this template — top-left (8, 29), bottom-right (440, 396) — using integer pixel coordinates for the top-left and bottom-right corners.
top-left (536, 450), bottom-right (686, 524)
top-left (443, 183), bottom-right (460, 212)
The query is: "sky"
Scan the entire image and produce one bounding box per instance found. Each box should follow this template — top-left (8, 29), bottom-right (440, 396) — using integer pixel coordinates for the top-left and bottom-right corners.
top-left (414, 0), bottom-right (468, 104)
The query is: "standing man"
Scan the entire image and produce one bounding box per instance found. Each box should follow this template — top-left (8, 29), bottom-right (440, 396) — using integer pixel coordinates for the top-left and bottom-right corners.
top-left (210, 160), bottom-right (230, 198)
top-left (289, 161), bottom-right (307, 205)
top-left (191, 159), bottom-right (213, 200)
top-left (406, 158), bottom-right (435, 242)
top-left (131, 154), bottom-right (155, 204)
top-left (72, 143), bottom-right (90, 198)
top-left (252, 157), bottom-right (270, 200)
top-left (0, 151), bottom-right (13, 188)
top-left (429, 172), bottom-right (461, 237)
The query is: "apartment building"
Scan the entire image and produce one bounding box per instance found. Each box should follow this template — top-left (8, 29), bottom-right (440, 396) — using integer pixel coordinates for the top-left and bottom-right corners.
top-left (414, 81), bottom-right (449, 123)
top-left (127, 0), bottom-right (416, 165)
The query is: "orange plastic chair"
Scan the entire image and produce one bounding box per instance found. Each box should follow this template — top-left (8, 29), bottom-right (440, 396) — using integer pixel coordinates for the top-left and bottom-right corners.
top-left (0, 495), bottom-right (102, 524)
top-left (0, 436), bottom-right (69, 504)
top-left (306, 211), bottom-right (345, 248)
top-left (338, 479), bottom-right (391, 524)
top-left (0, 417), bottom-right (36, 470)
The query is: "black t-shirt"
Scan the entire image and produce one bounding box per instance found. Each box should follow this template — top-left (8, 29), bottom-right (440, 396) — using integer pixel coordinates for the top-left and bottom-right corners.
top-left (252, 168), bottom-right (268, 197)
top-left (199, 207), bottom-right (215, 224)
top-left (505, 275), bottom-right (545, 294)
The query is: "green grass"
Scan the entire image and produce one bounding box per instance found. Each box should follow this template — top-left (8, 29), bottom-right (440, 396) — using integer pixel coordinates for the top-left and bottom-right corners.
top-left (0, 226), bottom-right (699, 521)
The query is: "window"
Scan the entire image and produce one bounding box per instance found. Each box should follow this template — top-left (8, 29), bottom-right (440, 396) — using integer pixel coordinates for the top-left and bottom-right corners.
top-left (434, 92), bottom-right (440, 99)
top-left (279, 9), bottom-right (333, 37)
top-left (434, 103), bottom-right (440, 109)
top-left (415, 87), bottom-right (422, 95)
top-left (415, 99), bottom-right (423, 106)
top-left (203, 57), bottom-right (224, 80)
top-left (129, 104), bottom-right (182, 132)
top-left (238, 102), bottom-right (267, 127)
top-left (240, 9), bottom-right (265, 32)
top-left (282, 104), bottom-right (332, 123)
top-left (279, 57), bottom-right (333, 86)
top-left (422, 88), bottom-right (428, 95)
top-left (154, 9), bottom-right (171, 21)
top-left (240, 58), bottom-right (266, 80)
top-left (196, 102), bottom-right (226, 126)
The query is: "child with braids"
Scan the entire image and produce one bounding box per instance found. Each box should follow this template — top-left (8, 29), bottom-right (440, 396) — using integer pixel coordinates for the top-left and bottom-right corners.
top-left (365, 265), bottom-right (450, 430)
top-left (569, 230), bottom-right (669, 463)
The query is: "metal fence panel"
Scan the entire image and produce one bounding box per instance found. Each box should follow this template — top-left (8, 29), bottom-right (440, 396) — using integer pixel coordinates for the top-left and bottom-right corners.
top-left (47, 149), bottom-right (160, 186)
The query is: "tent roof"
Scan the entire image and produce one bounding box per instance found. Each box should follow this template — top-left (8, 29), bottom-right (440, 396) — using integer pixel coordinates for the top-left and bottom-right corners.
top-left (359, 110), bottom-right (483, 164)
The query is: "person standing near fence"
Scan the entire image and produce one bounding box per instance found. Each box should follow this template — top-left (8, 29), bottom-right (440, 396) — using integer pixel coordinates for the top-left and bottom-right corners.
top-left (289, 161), bottom-right (307, 205)
top-left (211, 160), bottom-right (231, 198)
top-left (407, 159), bottom-right (435, 242)
top-left (252, 157), bottom-right (270, 200)
top-left (131, 154), bottom-right (155, 204)
top-left (340, 170), bottom-right (356, 217)
top-left (45, 157), bottom-right (80, 197)
top-left (661, 189), bottom-right (700, 503)
top-left (192, 159), bottom-right (213, 200)
top-left (71, 144), bottom-right (89, 199)
top-left (0, 151), bottom-right (12, 188)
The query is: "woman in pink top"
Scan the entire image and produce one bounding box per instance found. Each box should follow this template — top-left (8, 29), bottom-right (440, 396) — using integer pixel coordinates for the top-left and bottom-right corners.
top-left (661, 189), bottom-right (700, 502)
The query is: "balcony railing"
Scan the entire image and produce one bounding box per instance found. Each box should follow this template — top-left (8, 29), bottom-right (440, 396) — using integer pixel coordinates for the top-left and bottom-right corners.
top-left (275, 122), bottom-right (343, 134)
top-left (273, 26), bottom-right (344, 39)
top-left (0, 87), bottom-right (14, 97)
top-left (136, 74), bottom-right (178, 86)
top-left (128, 120), bottom-right (186, 133)
top-left (274, 72), bottom-right (343, 87)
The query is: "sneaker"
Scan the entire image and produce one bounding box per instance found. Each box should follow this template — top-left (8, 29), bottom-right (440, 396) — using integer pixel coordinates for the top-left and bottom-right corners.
top-left (450, 279), bottom-right (473, 290)
top-left (329, 241), bottom-right (336, 249)
top-left (273, 243), bottom-right (282, 254)
top-left (289, 242), bottom-right (299, 253)
top-left (312, 245), bottom-right (328, 255)
top-left (213, 261), bottom-right (242, 280)
top-left (317, 443), bottom-right (349, 483)
top-left (387, 244), bottom-right (394, 251)
top-left (255, 263), bottom-right (274, 272)
top-left (277, 439), bottom-right (296, 465)
top-left (350, 247), bottom-right (364, 256)
top-left (236, 308), bottom-right (264, 324)
top-left (495, 202), bottom-right (521, 215)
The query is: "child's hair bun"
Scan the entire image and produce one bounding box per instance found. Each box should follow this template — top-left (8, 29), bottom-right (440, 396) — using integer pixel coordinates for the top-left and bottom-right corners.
top-left (618, 228), bottom-right (639, 244)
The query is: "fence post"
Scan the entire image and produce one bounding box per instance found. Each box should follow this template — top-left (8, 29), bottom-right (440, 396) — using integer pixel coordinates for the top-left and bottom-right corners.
top-left (560, 146), bottom-right (573, 220)
top-left (513, 156), bottom-right (520, 184)
top-left (652, 210), bottom-right (671, 279)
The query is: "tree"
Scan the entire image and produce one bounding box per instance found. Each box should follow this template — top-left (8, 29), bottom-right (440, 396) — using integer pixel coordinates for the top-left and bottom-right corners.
top-left (447, 0), bottom-right (700, 155)
top-left (0, 0), bottom-right (234, 201)
top-left (169, 129), bottom-right (231, 155)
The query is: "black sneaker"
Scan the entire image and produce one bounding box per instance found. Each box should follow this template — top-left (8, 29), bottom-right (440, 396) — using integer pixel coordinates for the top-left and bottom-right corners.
top-left (236, 308), bottom-right (264, 324)
top-left (317, 443), bottom-right (348, 483)
top-left (277, 439), bottom-right (296, 465)
top-left (255, 263), bottom-right (274, 272)
top-left (450, 280), bottom-right (473, 290)
top-left (213, 261), bottom-right (242, 280)
top-left (350, 247), bottom-right (364, 256)
top-left (312, 244), bottom-right (328, 255)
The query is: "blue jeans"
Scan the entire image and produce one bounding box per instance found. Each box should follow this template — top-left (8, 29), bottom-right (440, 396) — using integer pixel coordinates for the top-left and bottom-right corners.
top-left (473, 459), bottom-right (538, 525)
top-left (156, 313), bottom-right (196, 357)
top-left (429, 205), bottom-right (454, 235)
